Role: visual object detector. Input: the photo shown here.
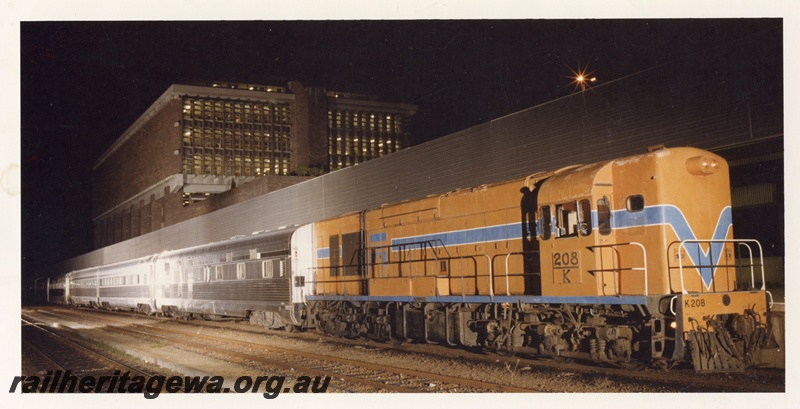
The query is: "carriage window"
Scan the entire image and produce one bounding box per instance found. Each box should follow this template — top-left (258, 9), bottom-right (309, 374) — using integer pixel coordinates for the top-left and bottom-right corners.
top-left (263, 261), bottom-right (274, 278)
top-left (597, 196), bottom-right (612, 235)
top-left (215, 265), bottom-right (223, 280)
top-left (539, 206), bottom-right (551, 240)
top-left (626, 195), bottom-right (644, 212)
top-left (237, 263), bottom-right (246, 279)
top-left (204, 266), bottom-right (211, 282)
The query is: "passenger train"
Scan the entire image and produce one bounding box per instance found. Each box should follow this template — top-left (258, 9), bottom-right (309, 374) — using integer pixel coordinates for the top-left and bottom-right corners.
top-left (45, 147), bottom-right (775, 372)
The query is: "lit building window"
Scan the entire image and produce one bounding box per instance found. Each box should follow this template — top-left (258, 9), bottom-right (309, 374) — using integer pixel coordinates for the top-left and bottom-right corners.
top-left (180, 96), bottom-right (292, 178)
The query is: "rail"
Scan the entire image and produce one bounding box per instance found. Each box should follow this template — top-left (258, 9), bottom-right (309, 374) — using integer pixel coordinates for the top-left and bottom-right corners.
top-left (673, 239), bottom-right (765, 295)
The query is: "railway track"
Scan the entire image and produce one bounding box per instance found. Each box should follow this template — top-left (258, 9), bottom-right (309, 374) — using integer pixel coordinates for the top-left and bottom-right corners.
top-left (147, 309), bottom-right (784, 392)
top-left (20, 315), bottom-right (165, 394)
top-left (25, 307), bottom-right (539, 393)
top-left (25, 306), bottom-right (785, 393)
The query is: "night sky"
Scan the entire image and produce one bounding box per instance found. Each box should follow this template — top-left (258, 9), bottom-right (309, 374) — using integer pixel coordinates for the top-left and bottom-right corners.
top-left (16, 16), bottom-right (785, 289)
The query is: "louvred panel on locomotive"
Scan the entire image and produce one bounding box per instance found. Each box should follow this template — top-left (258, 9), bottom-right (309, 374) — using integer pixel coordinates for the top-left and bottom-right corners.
top-left (313, 213), bottom-right (366, 296)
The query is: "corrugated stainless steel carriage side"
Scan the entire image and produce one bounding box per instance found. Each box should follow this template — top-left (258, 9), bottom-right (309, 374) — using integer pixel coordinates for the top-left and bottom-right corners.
top-left (154, 227), bottom-right (303, 326)
top-left (95, 255), bottom-right (158, 313)
top-left (67, 268), bottom-right (99, 307)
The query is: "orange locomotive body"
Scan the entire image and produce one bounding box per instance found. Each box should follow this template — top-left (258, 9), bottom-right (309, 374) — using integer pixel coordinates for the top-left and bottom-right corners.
top-left (308, 147), bottom-right (773, 371)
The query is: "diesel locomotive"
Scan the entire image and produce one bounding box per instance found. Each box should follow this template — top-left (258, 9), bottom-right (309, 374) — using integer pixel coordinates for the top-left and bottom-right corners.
top-left (46, 147), bottom-right (775, 372)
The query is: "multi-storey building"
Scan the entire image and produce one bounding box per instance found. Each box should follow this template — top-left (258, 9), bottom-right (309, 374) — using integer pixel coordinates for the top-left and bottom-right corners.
top-left (92, 81), bottom-right (417, 248)
top-left (326, 92), bottom-right (408, 171)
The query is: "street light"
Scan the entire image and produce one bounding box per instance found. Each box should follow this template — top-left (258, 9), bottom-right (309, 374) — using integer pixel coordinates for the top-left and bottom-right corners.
top-left (567, 64), bottom-right (597, 93)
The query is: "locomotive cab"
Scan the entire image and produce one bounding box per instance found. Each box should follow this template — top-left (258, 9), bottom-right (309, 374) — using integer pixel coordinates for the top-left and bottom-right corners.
top-left (537, 147), bottom-right (771, 370)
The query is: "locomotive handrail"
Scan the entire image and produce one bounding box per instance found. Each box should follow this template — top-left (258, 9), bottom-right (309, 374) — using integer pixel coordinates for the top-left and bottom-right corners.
top-left (676, 239), bottom-right (764, 295)
top-left (482, 253), bottom-right (494, 301)
top-left (491, 251), bottom-right (541, 296)
top-left (736, 241), bottom-right (762, 291)
top-left (311, 239), bottom-right (548, 301)
top-left (310, 259), bottom-right (479, 299)
top-left (310, 244), bottom-right (482, 300)
top-left (586, 242), bottom-right (648, 296)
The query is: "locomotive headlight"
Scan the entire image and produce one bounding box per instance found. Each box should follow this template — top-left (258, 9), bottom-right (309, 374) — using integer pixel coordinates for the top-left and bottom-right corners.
top-left (670, 321), bottom-right (677, 329)
top-left (685, 156), bottom-right (720, 175)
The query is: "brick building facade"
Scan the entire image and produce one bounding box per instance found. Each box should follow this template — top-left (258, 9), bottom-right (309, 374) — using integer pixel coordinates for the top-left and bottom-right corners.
top-left (92, 81), bottom-right (417, 249)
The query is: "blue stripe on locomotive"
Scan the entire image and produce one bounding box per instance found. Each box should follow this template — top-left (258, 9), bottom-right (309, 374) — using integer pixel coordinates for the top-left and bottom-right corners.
top-left (315, 205), bottom-right (732, 289)
top-left (611, 205), bottom-right (732, 288)
top-left (390, 222), bottom-right (524, 249)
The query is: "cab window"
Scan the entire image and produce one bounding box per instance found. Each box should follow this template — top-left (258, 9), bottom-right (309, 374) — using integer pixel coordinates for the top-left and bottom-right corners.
top-left (626, 195), bottom-right (644, 212)
top-left (539, 206), bottom-right (551, 240)
top-left (579, 199), bottom-right (591, 236)
top-left (555, 202), bottom-right (579, 238)
top-left (597, 196), bottom-right (612, 235)
top-left (555, 199), bottom-right (592, 238)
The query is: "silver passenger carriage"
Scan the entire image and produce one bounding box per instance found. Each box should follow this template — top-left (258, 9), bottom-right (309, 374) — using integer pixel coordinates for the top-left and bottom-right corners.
top-left (96, 256), bottom-right (157, 313)
top-left (68, 268), bottom-right (99, 308)
top-left (154, 226), bottom-right (312, 328)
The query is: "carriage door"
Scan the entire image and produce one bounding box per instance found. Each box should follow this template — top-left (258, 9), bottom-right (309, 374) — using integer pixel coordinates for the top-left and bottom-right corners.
top-left (593, 186), bottom-right (620, 295)
top-left (291, 224), bottom-right (317, 302)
